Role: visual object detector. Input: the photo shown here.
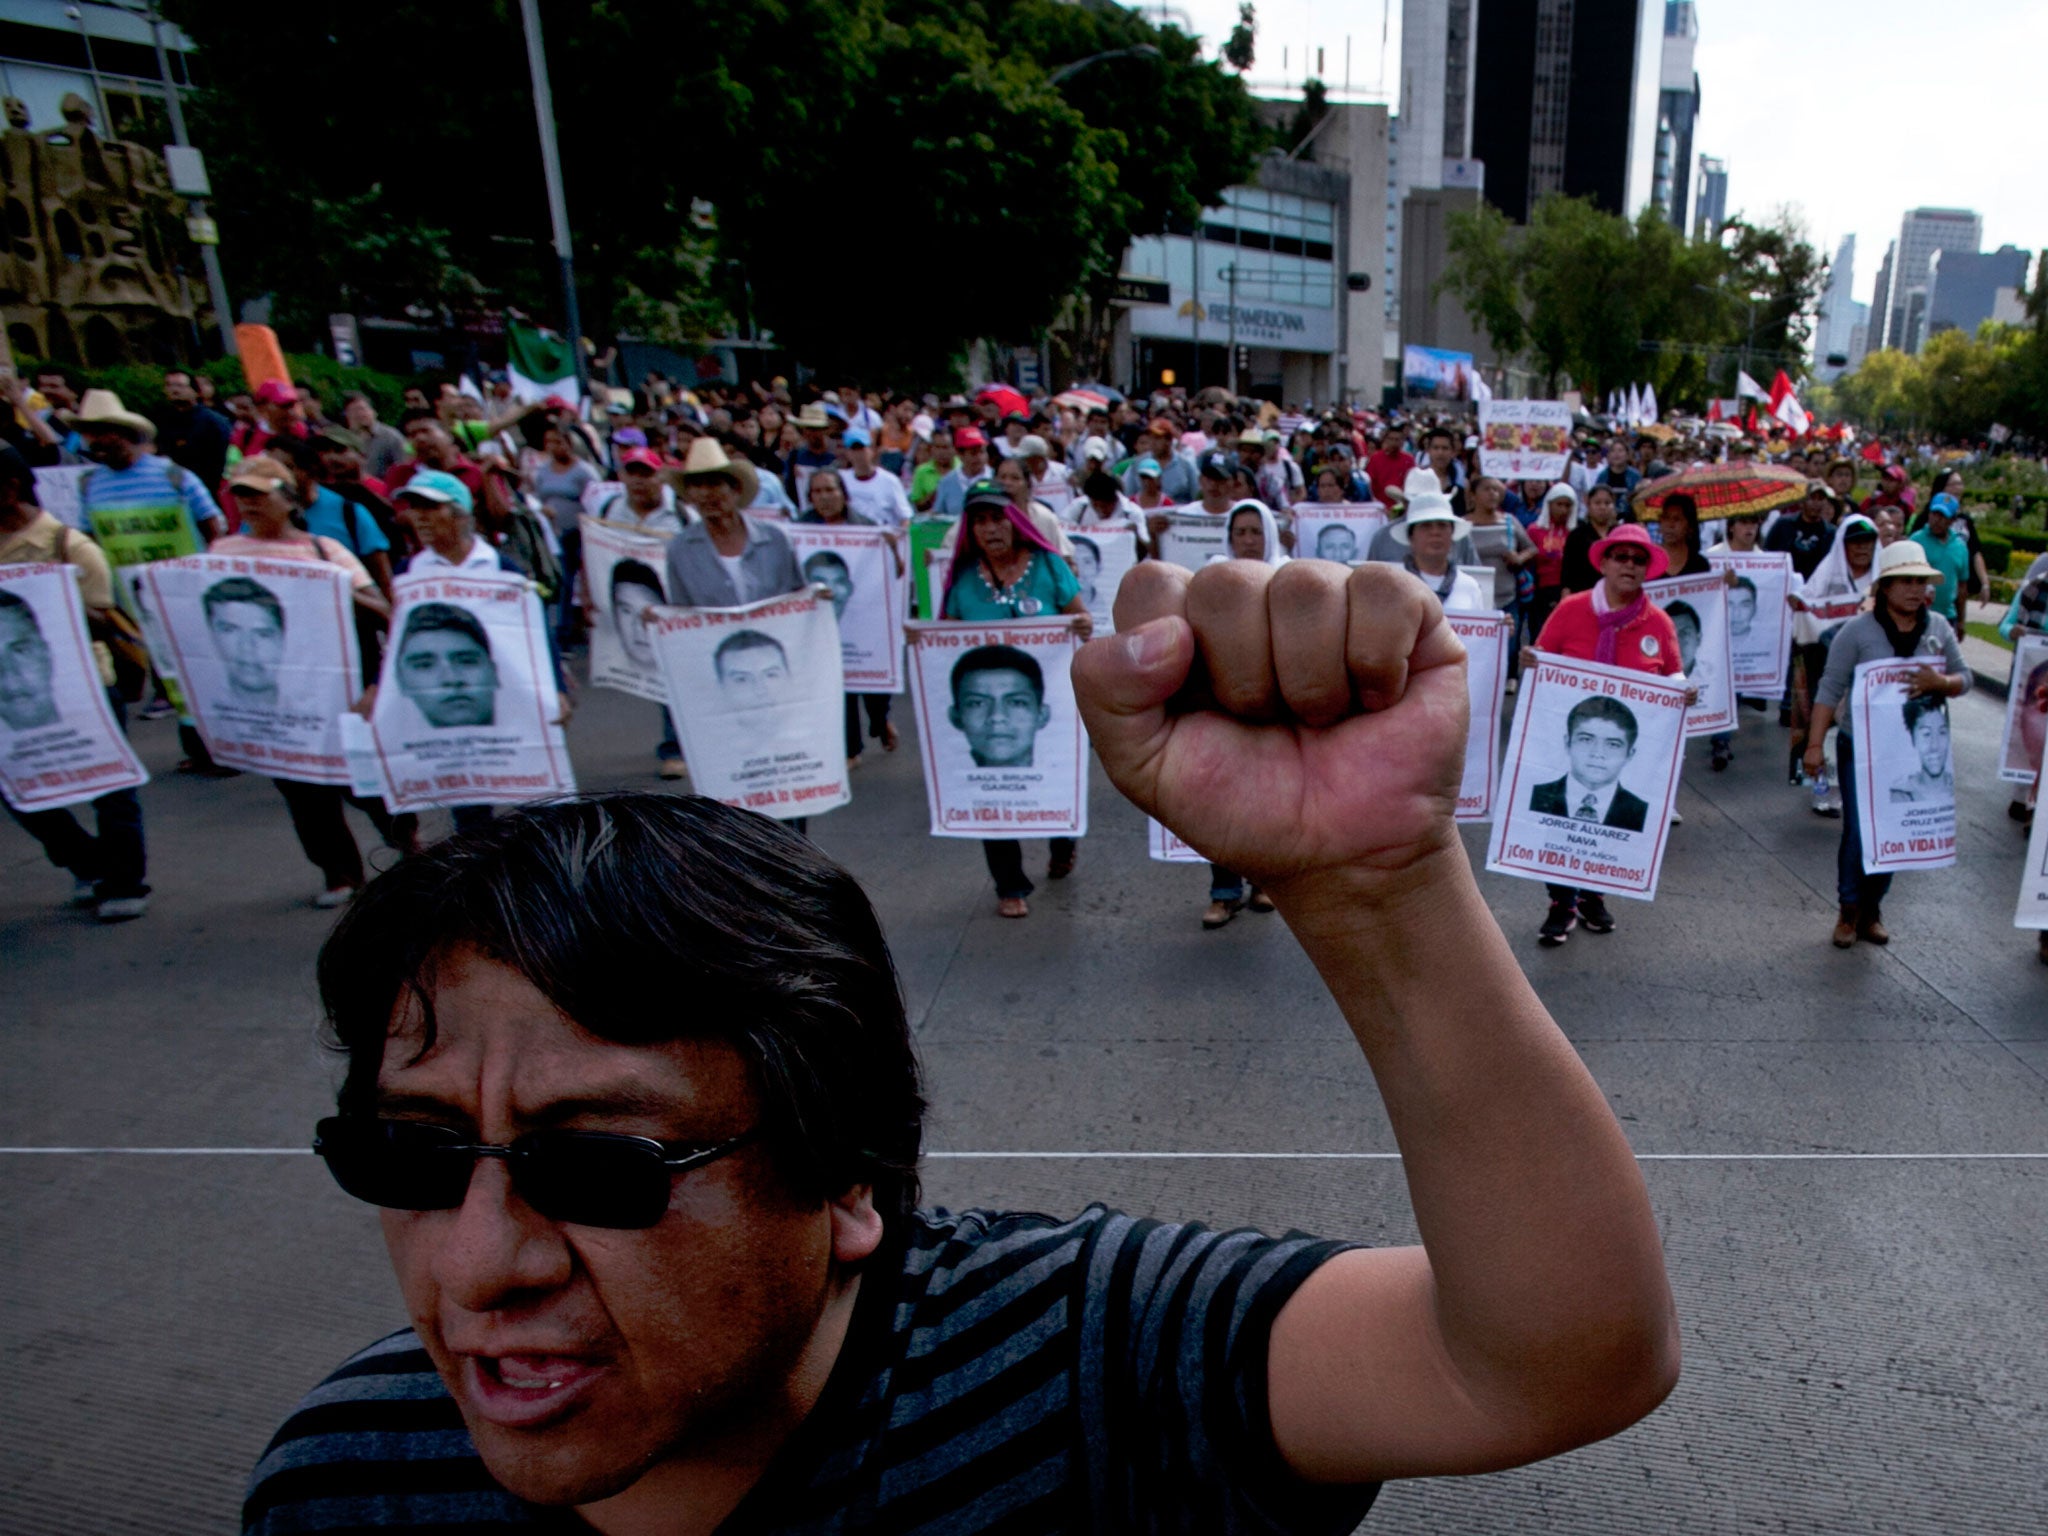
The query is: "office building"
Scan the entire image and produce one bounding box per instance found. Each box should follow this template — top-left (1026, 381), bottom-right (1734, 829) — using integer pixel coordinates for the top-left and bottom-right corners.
top-left (1881, 207), bottom-right (1981, 349)
top-left (1694, 154), bottom-right (1728, 239)
top-left (1814, 235), bottom-right (1858, 379)
top-left (1870, 240), bottom-right (1896, 352)
top-left (0, 0), bottom-right (195, 139)
top-left (1846, 304), bottom-right (1872, 371)
top-left (1390, 3), bottom-right (1479, 386)
top-left (1470, 0), bottom-right (1664, 224)
top-left (1654, 2), bottom-right (1702, 232)
top-left (1924, 245), bottom-right (2032, 345)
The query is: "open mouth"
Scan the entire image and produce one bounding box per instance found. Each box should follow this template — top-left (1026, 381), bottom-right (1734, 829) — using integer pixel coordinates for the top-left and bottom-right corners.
top-left (462, 1353), bottom-right (608, 1428)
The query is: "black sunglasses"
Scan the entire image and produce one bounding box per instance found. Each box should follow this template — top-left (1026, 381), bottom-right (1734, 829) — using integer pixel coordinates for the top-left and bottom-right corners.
top-left (313, 1116), bottom-right (757, 1230)
top-left (1605, 547), bottom-right (1652, 565)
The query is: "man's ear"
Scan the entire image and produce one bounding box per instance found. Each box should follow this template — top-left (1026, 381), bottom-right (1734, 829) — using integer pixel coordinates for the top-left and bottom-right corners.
top-left (827, 1184), bottom-right (885, 1266)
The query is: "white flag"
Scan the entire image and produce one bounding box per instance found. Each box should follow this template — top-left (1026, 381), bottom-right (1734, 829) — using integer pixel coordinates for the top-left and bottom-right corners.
top-left (1642, 383), bottom-right (1659, 424)
top-left (1470, 370), bottom-right (1493, 403)
top-left (1735, 370), bottom-right (1770, 403)
top-left (1773, 391), bottom-right (1811, 436)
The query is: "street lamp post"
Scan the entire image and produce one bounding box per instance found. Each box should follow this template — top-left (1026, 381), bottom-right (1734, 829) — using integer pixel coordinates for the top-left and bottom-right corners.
top-left (1223, 262), bottom-right (1238, 395)
top-left (517, 0), bottom-right (591, 403)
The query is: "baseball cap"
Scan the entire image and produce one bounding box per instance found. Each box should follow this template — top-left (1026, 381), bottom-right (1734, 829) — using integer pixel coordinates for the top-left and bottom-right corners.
top-left (309, 424), bottom-right (366, 454)
top-left (1081, 435), bottom-right (1112, 461)
top-left (619, 446), bottom-right (666, 471)
top-left (961, 478), bottom-right (1009, 512)
top-left (1018, 434), bottom-right (1051, 458)
top-left (1197, 450), bottom-right (1236, 481)
top-left (395, 468), bottom-right (474, 515)
top-left (1136, 456), bottom-right (1163, 479)
top-left (954, 426), bottom-right (988, 448)
top-left (843, 427), bottom-right (872, 448)
top-left (252, 379), bottom-right (298, 405)
top-left (1929, 492), bottom-right (1960, 517)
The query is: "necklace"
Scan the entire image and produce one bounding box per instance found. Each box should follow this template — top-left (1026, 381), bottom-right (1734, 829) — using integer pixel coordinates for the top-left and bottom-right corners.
top-left (977, 555), bottom-right (1042, 615)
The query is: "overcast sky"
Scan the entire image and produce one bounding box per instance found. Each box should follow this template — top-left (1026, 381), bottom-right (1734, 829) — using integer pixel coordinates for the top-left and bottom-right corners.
top-left (1175, 0), bottom-right (2045, 307)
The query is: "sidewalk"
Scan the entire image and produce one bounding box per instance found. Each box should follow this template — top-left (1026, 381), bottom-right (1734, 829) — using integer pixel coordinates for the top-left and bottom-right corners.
top-left (1964, 602), bottom-right (2013, 697)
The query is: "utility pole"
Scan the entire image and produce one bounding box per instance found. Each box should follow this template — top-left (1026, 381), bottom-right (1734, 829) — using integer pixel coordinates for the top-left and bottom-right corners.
top-left (144, 7), bottom-right (235, 357)
top-left (518, 0), bottom-right (591, 402)
top-left (1224, 263), bottom-right (1239, 395)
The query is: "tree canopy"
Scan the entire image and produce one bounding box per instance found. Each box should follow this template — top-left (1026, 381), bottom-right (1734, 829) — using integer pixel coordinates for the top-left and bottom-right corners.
top-left (165, 0), bottom-right (1264, 384)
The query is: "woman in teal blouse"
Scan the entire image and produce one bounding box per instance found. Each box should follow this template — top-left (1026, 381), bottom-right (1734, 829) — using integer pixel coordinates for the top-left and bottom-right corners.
top-left (942, 480), bottom-right (1092, 918)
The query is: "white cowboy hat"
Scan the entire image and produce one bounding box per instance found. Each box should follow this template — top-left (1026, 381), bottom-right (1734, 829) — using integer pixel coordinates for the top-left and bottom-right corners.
top-left (66, 389), bottom-right (156, 440)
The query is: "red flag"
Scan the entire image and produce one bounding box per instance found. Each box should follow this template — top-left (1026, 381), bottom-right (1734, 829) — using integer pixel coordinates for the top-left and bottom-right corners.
top-left (1707, 398), bottom-right (1723, 423)
top-left (1744, 407), bottom-right (1759, 437)
top-left (1860, 441), bottom-right (1886, 464)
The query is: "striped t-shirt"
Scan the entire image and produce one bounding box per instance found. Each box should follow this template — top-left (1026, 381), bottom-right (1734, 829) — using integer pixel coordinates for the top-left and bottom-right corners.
top-left (244, 1204), bottom-right (1376, 1534)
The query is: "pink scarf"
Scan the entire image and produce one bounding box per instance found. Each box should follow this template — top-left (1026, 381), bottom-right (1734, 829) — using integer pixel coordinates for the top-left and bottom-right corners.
top-left (1590, 581), bottom-right (1647, 666)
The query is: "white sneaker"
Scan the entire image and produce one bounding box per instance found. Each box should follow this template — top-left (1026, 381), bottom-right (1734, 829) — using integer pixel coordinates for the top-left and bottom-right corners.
top-left (95, 895), bottom-right (149, 922)
top-left (70, 878), bottom-right (99, 907)
top-left (1669, 808), bottom-right (1685, 826)
top-left (312, 885), bottom-right (357, 909)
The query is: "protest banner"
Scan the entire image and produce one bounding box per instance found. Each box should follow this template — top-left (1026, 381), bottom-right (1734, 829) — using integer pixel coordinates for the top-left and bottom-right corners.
top-left (32, 465), bottom-right (90, 532)
top-left (1034, 479), bottom-right (1075, 518)
top-left (649, 588), bottom-right (848, 822)
top-left (905, 619), bottom-right (1087, 839)
top-left (1450, 611), bottom-right (1511, 822)
top-left (1403, 345), bottom-right (1474, 400)
top-left (1645, 570), bottom-right (1734, 735)
top-left (85, 492), bottom-right (204, 575)
top-left (579, 479), bottom-right (623, 520)
top-left (1148, 818), bottom-right (1205, 863)
top-left (1710, 550), bottom-right (1795, 693)
top-left (909, 518), bottom-right (953, 620)
top-left (785, 522), bottom-right (905, 692)
top-left (1158, 512), bottom-right (1229, 571)
top-left (1293, 503), bottom-right (1387, 566)
top-left (143, 554), bottom-right (360, 785)
top-left (1996, 633), bottom-right (2047, 784)
top-left (1065, 521), bottom-right (1139, 636)
top-left (579, 516), bottom-right (672, 703)
top-left (368, 568), bottom-right (574, 812)
top-left (1476, 400), bottom-right (1574, 480)
top-left (1486, 653), bottom-right (1688, 900)
top-left (0, 563), bottom-right (148, 811)
top-left (2016, 797), bottom-right (2048, 931)
top-left (921, 544), bottom-right (953, 621)
top-left (1849, 658), bottom-right (1957, 875)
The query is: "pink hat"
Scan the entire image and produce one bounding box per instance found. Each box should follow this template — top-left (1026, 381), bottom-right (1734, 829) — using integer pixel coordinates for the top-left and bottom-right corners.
top-left (1588, 522), bottom-right (1669, 581)
top-left (253, 379), bottom-right (298, 405)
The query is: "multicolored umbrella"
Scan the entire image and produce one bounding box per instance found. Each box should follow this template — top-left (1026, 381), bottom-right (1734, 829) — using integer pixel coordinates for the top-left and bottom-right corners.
top-left (1635, 461), bottom-right (1811, 518)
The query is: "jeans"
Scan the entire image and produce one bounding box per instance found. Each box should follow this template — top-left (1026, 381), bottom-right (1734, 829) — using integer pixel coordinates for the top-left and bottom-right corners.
top-left (6, 692), bottom-right (148, 899)
top-left (556, 523), bottom-right (584, 641)
top-left (982, 837), bottom-right (1076, 899)
top-left (1835, 735), bottom-right (1892, 910)
top-left (273, 779), bottom-right (415, 889)
top-left (1545, 883), bottom-right (1604, 909)
top-left (1210, 864), bottom-right (1245, 902)
top-left (844, 694), bottom-right (891, 758)
top-left (658, 707), bottom-right (681, 762)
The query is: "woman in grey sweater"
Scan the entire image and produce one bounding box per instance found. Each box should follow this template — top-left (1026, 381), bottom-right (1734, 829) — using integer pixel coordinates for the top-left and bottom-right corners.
top-left (1805, 542), bottom-right (1970, 949)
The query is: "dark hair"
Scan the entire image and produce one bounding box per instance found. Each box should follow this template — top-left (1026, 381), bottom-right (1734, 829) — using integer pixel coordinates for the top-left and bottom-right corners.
top-left (609, 558), bottom-right (663, 601)
top-left (802, 551), bottom-right (851, 580)
top-left (1423, 426), bottom-right (1456, 448)
top-left (399, 601), bottom-right (491, 657)
top-left (1082, 469), bottom-right (1119, 503)
top-left (713, 627), bottom-right (786, 678)
top-left (0, 442), bottom-right (36, 502)
top-left (1565, 694), bottom-right (1639, 750)
top-left (1665, 599), bottom-right (1701, 635)
top-left (163, 367), bottom-right (196, 390)
top-left (1929, 469), bottom-right (1962, 499)
top-left (0, 584), bottom-right (41, 630)
top-left (1902, 692), bottom-right (1948, 735)
top-left (1229, 504), bottom-right (1264, 540)
top-left (316, 795), bottom-right (925, 1219)
top-left (203, 575), bottom-right (284, 633)
top-left (399, 407), bottom-right (440, 431)
top-left (1069, 534), bottom-right (1100, 565)
top-left (1731, 576), bottom-right (1758, 599)
top-left (950, 643), bottom-right (1043, 705)
top-left (32, 364), bottom-right (80, 391)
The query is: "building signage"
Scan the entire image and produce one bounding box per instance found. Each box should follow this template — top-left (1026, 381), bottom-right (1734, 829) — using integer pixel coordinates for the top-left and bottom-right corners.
top-left (1127, 294), bottom-right (1336, 354)
top-left (1111, 275), bottom-right (1172, 306)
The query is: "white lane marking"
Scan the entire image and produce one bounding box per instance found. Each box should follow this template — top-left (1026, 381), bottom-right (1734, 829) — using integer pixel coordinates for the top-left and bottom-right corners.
top-left (2, 1148), bottom-right (2046, 1162)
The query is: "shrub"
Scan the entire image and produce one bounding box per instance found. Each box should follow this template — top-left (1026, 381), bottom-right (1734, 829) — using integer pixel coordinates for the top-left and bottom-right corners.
top-left (15, 354), bottom-right (415, 421)
top-left (1979, 533), bottom-right (2011, 577)
top-left (2012, 529), bottom-right (2048, 556)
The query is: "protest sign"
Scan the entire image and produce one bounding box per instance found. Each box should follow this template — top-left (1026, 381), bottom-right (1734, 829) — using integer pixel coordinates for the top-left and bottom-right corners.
top-left (1065, 521), bottom-right (1139, 636)
top-left (579, 516), bottom-right (672, 703)
top-left (32, 465), bottom-right (90, 532)
top-left (2016, 796), bottom-right (2048, 931)
top-left (369, 568), bottom-right (574, 812)
top-left (785, 522), bottom-right (905, 692)
top-left (1293, 503), bottom-right (1387, 566)
top-left (579, 479), bottom-right (623, 520)
top-left (1486, 653), bottom-right (1687, 900)
top-left (905, 619), bottom-right (1087, 839)
top-left (1403, 345), bottom-right (1474, 400)
top-left (922, 544), bottom-right (953, 621)
top-left (1034, 479), bottom-right (1075, 518)
top-left (1849, 658), bottom-right (1957, 875)
top-left (1450, 611), bottom-right (1511, 822)
top-left (1148, 818), bottom-right (1205, 863)
top-left (1710, 550), bottom-right (1794, 693)
top-left (909, 518), bottom-right (953, 620)
top-left (1158, 512), bottom-right (1229, 571)
top-left (1646, 570), bottom-right (1735, 736)
top-left (86, 491), bottom-right (203, 575)
top-left (649, 588), bottom-right (848, 822)
top-left (1996, 633), bottom-right (2047, 784)
top-left (143, 554), bottom-right (360, 785)
top-left (0, 563), bottom-right (148, 811)
top-left (1477, 400), bottom-right (1574, 480)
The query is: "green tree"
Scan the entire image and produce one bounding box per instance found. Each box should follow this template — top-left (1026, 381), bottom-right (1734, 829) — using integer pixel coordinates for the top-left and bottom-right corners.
top-left (1224, 4), bottom-right (1257, 72)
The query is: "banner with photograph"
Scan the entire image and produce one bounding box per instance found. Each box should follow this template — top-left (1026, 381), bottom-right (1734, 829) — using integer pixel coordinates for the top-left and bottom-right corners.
top-left (1065, 521), bottom-right (1139, 636)
top-left (1293, 503), bottom-right (1387, 567)
top-left (785, 522), bottom-right (906, 693)
top-left (2016, 796), bottom-right (2048, 931)
top-left (909, 518), bottom-right (953, 620)
top-left (1645, 570), bottom-right (1735, 736)
top-left (143, 554), bottom-right (360, 785)
top-left (369, 568), bottom-right (574, 812)
top-left (1997, 632), bottom-right (2047, 785)
top-left (579, 479), bottom-right (623, 520)
top-left (0, 563), bottom-right (148, 811)
top-left (1476, 400), bottom-right (1574, 480)
top-left (1158, 512), bottom-right (1230, 571)
top-left (1148, 818), bottom-right (1205, 863)
top-left (1451, 611), bottom-right (1511, 822)
top-left (649, 588), bottom-right (848, 821)
top-left (1709, 550), bottom-right (1795, 693)
top-left (579, 516), bottom-right (672, 703)
top-left (1403, 345), bottom-right (1474, 401)
top-left (32, 465), bottom-right (90, 532)
top-left (1486, 653), bottom-right (1688, 900)
top-left (905, 619), bottom-right (1087, 839)
top-left (1849, 658), bottom-right (1957, 875)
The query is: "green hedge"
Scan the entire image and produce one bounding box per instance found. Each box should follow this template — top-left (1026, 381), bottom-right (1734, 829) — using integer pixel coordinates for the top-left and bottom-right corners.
top-left (2011, 529), bottom-right (2048, 555)
top-left (18, 354), bottom-right (415, 421)
top-left (1980, 533), bottom-right (2011, 577)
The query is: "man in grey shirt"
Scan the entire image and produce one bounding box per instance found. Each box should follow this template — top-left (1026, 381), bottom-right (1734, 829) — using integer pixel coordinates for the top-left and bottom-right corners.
top-left (1804, 540), bottom-right (1969, 949)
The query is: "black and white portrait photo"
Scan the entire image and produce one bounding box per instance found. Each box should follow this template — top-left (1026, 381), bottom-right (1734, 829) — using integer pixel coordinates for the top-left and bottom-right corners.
top-left (609, 559), bottom-right (664, 675)
top-left (948, 644), bottom-right (1051, 769)
top-left (395, 602), bottom-right (500, 730)
top-left (202, 575), bottom-right (285, 711)
top-left (581, 517), bottom-right (674, 703)
top-left (0, 586), bottom-right (60, 730)
top-left (0, 565), bottom-right (147, 811)
top-left (1888, 693), bottom-right (1953, 804)
top-left (1528, 695), bottom-right (1649, 831)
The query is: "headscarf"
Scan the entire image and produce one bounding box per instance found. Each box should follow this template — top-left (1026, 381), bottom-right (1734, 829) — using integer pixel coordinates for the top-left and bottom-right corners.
top-left (1208, 498), bottom-right (1286, 567)
top-left (1540, 482), bottom-right (1582, 530)
top-left (1793, 513), bottom-right (1878, 646)
top-left (945, 490), bottom-right (1061, 600)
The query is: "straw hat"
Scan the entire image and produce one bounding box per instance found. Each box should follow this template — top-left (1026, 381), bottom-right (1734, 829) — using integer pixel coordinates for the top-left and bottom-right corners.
top-left (793, 403), bottom-right (832, 431)
top-left (67, 388), bottom-right (156, 440)
top-left (1874, 542), bottom-right (1941, 583)
top-left (679, 436), bottom-right (759, 506)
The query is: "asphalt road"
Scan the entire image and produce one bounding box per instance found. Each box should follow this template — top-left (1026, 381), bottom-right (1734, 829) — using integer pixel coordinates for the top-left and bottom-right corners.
top-left (4, 669), bottom-right (2043, 1534)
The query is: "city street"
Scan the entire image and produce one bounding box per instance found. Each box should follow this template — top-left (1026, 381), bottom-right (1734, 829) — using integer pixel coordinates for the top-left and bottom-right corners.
top-left (4, 671), bottom-right (2044, 1535)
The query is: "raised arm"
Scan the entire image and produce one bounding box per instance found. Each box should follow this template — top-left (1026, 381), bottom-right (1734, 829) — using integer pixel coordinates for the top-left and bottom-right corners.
top-left (1072, 560), bottom-right (1679, 1485)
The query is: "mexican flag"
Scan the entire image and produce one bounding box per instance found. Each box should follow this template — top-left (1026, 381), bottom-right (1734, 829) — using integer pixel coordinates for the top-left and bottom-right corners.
top-left (505, 319), bottom-right (582, 407)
